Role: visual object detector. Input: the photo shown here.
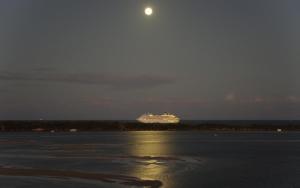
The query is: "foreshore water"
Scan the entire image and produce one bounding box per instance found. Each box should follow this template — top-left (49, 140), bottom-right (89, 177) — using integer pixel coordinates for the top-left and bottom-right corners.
top-left (0, 131), bottom-right (299, 188)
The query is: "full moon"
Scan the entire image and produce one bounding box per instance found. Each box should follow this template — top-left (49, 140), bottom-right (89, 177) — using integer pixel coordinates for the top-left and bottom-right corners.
top-left (145, 7), bottom-right (153, 16)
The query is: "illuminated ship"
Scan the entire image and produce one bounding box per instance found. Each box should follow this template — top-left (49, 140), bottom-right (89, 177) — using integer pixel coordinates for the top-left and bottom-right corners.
top-left (137, 113), bottom-right (180, 124)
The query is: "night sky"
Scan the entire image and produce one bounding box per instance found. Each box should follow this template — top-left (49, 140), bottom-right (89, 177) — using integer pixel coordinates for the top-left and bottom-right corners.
top-left (0, 0), bottom-right (299, 120)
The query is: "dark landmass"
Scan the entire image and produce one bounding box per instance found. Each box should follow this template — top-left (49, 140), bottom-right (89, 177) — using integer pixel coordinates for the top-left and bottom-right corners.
top-left (0, 120), bottom-right (300, 132)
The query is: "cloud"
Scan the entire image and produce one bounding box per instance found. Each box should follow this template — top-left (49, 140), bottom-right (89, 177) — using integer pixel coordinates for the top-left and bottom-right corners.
top-left (85, 97), bottom-right (115, 107)
top-left (253, 96), bottom-right (264, 103)
top-left (287, 96), bottom-right (300, 103)
top-left (224, 92), bottom-right (266, 104)
top-left (142, 97), bottom-right (207, 106)
top-left (0, 71), bottom-right (175, 89)
top-left (225, 92), bottom-right (236, 101)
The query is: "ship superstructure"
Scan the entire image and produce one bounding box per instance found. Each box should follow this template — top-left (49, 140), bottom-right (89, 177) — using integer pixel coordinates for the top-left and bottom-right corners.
top-left (137, 113), bottom-right (180, 124)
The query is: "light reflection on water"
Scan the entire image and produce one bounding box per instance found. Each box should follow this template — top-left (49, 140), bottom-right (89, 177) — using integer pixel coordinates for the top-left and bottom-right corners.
top-left (129, 131), bottom-right (174, 156)
top-left (128, 132), bottom-right (174, 185)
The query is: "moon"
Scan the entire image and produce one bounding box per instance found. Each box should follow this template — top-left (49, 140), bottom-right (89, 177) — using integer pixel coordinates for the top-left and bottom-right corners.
top-left (145, 7), bottom-right (153, 16)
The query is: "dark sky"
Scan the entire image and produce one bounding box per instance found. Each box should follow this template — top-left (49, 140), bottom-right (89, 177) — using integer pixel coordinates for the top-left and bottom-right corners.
top-left (0, 0), bottom-right (299, 120)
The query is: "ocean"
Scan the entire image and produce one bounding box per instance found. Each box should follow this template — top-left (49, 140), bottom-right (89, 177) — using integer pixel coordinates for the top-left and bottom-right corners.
top-left (0, 131), bottom-right (299, 188)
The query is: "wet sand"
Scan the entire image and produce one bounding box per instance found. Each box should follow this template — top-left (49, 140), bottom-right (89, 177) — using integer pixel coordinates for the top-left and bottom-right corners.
top-left (0, 166), bottom-right (162, 188)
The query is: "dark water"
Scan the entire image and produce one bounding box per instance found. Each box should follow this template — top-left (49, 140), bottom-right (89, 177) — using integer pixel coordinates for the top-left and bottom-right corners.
top-left (0, 132), bottom-right (299, 188)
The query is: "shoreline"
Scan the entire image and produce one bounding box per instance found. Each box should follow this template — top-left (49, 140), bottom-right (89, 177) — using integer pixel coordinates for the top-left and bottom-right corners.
top-left (0, 120), bottom-right (299, 132)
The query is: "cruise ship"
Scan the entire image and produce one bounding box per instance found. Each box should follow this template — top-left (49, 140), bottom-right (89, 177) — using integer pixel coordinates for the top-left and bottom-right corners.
top-left (137, 113), bottom-right (180, 124)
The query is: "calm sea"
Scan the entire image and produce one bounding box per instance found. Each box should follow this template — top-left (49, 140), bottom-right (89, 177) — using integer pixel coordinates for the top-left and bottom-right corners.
top-left (0, 131), bottom-right (299, 188)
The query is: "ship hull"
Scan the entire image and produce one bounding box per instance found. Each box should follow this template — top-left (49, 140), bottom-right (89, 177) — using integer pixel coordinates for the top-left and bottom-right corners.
top-left (137, 119), bottom-right (180, 124)
top-left (137, 114), bottom-right (180, 124)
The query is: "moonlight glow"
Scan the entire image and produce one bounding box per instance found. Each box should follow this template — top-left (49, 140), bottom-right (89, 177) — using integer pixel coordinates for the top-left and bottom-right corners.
top-left (145, 7), bottom-right (153, 16)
